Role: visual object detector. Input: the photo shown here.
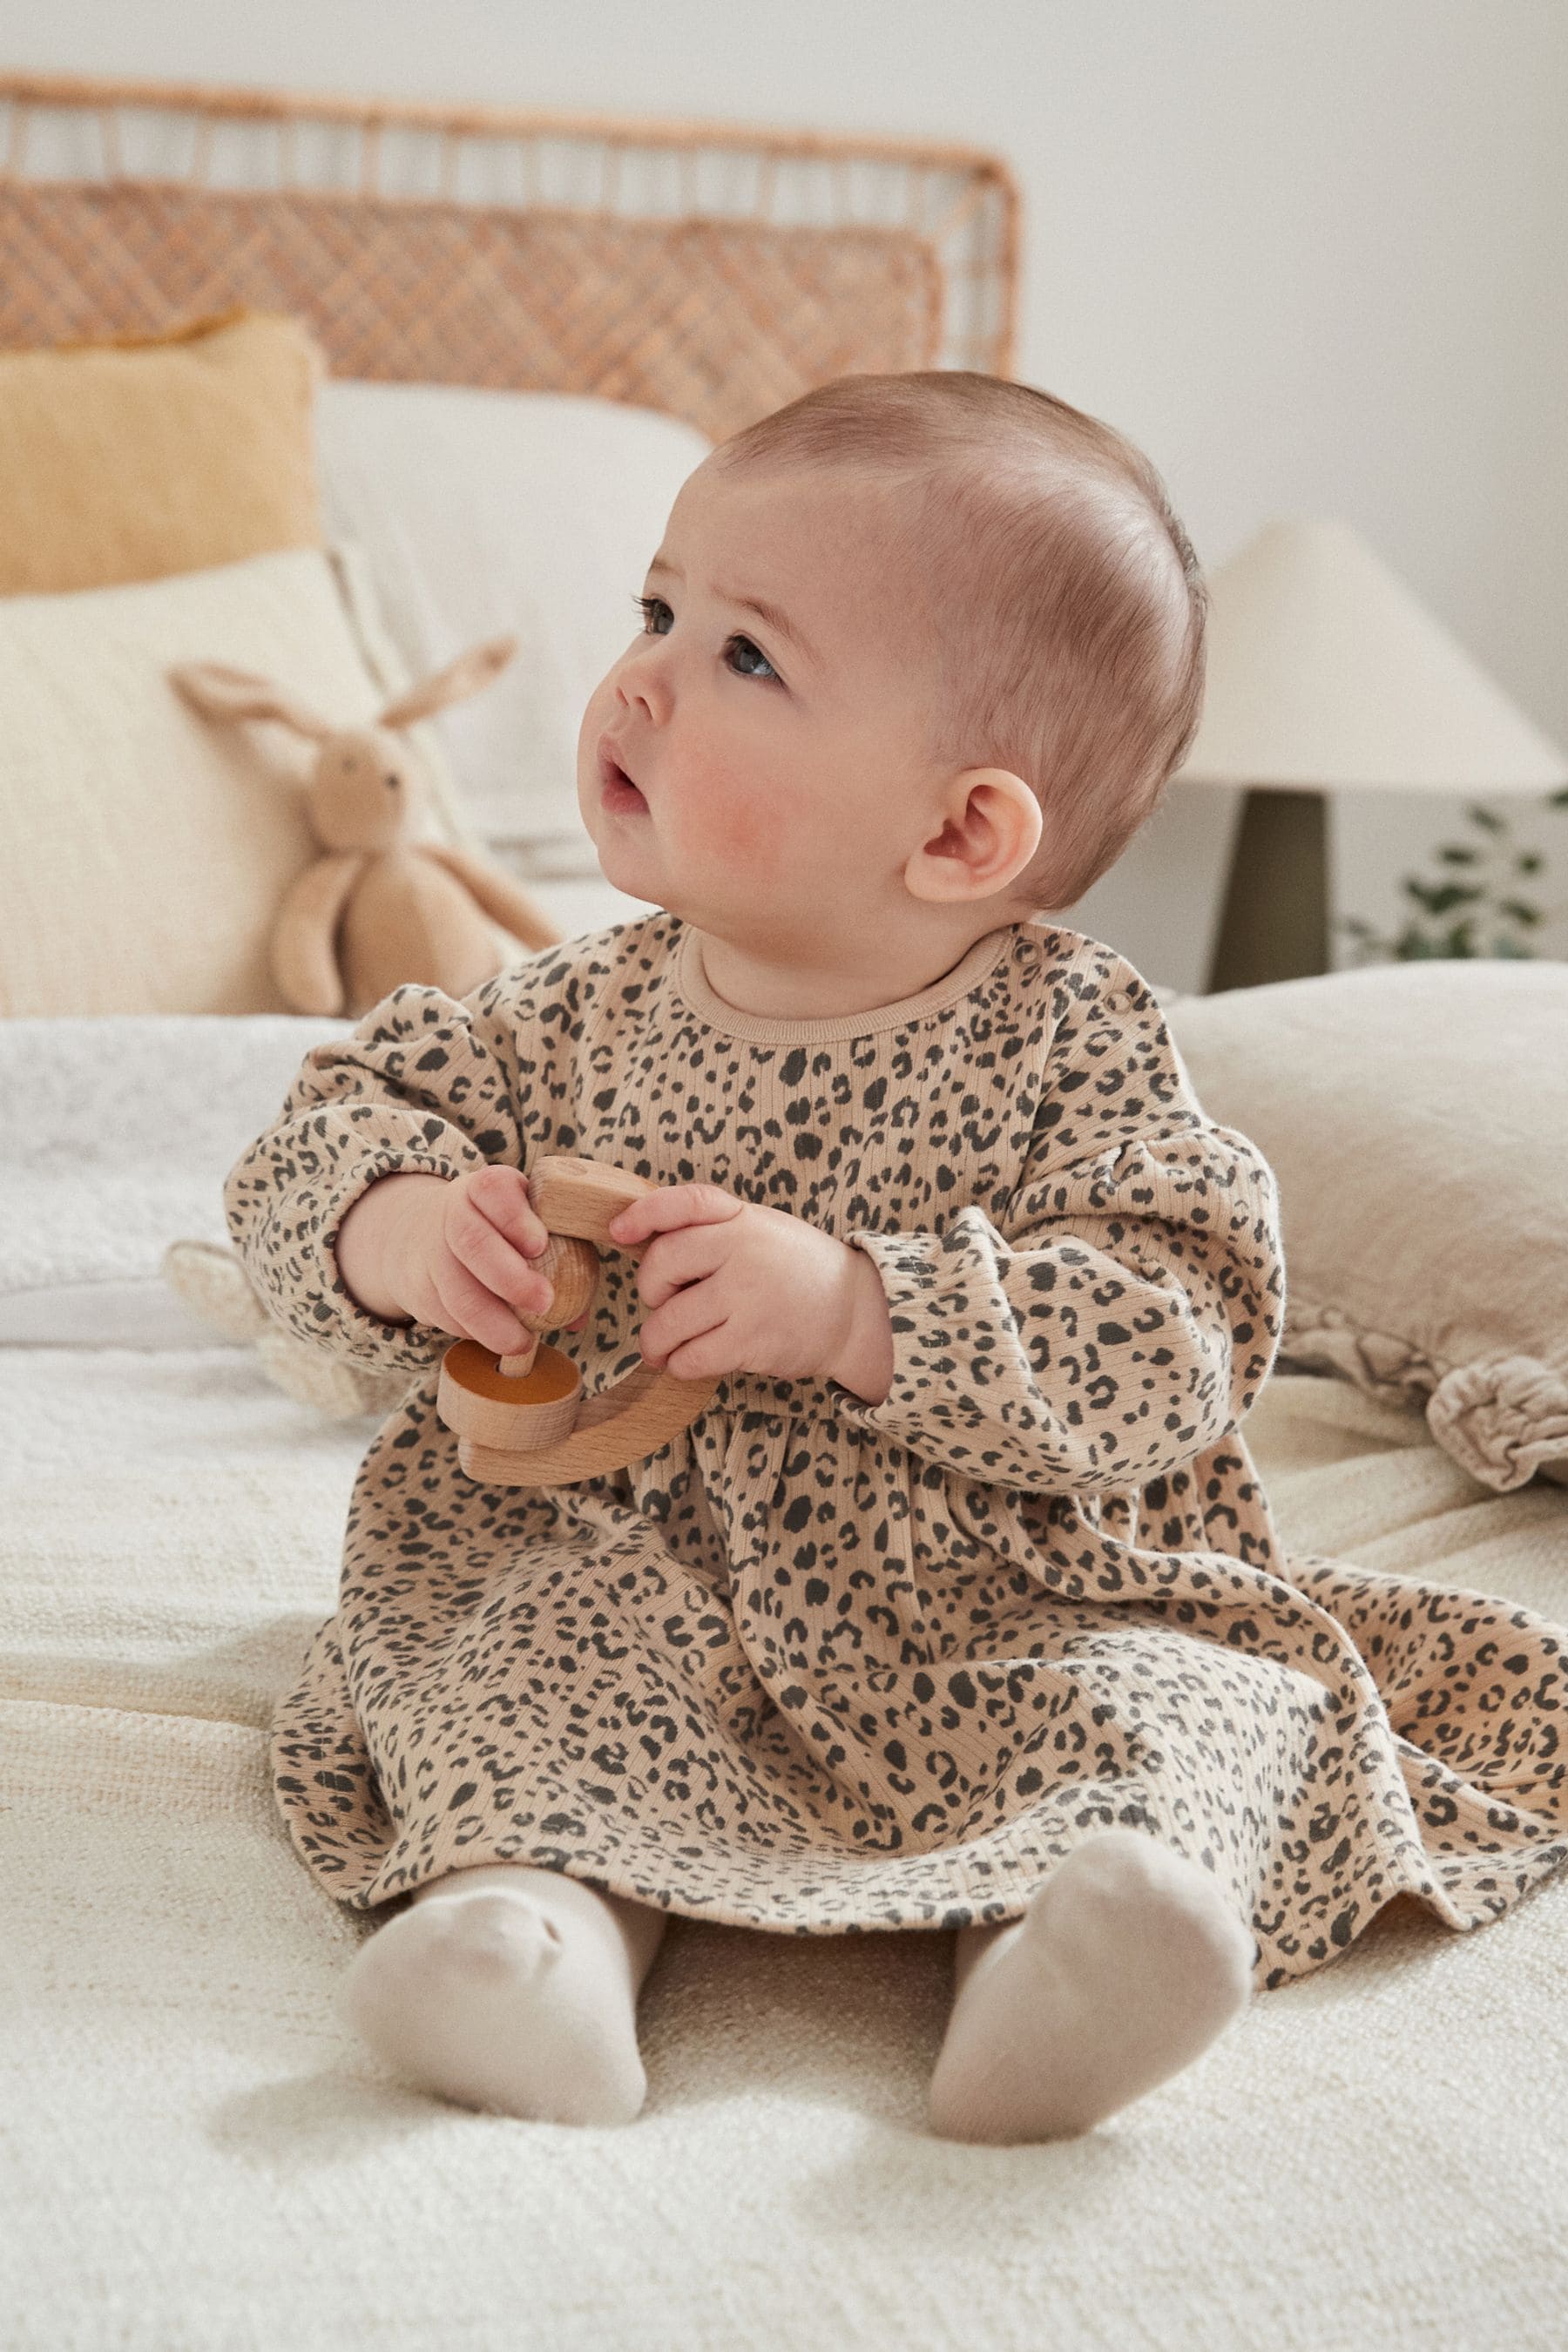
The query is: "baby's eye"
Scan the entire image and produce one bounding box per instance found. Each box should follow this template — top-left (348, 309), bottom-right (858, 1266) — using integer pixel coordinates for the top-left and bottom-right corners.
top-left (726, 635), bottom-right (778, 682)
top-left (634, 594), bottom-right (673, 635)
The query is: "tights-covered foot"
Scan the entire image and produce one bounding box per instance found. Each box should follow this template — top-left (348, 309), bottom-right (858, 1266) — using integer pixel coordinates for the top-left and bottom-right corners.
top-left (342, 1864), bottom-right (663, 2125)
top-left (929, 1828), bottom-right (1256, 2144)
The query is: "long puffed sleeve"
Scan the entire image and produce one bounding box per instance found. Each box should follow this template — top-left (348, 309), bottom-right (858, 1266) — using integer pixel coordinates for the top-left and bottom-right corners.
top-left (223, 974), bottom-right (532, 1377)
top-left (821, 950), bottom-right (1286, 1497)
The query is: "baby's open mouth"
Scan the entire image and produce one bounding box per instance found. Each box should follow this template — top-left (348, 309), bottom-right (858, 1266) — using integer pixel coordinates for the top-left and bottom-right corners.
top-left (598, 745), bottom-right (648, 814)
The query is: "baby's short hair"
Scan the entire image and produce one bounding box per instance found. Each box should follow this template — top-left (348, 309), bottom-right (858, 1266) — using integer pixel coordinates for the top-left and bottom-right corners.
top-left (713, 372), bottom-right (1207, 913)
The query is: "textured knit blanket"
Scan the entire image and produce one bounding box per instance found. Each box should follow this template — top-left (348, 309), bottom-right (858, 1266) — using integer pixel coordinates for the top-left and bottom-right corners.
top-left (3, 1354), bottom-right (1565, 2349)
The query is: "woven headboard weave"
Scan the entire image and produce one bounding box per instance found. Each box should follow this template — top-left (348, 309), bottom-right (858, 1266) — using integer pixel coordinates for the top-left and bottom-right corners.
top-left (0, 73), bottom-right (1020, 437)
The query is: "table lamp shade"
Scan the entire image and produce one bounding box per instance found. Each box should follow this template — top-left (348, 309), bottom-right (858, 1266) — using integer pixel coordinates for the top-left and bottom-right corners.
top-left (1178, 518), bottom-right (1568, 793)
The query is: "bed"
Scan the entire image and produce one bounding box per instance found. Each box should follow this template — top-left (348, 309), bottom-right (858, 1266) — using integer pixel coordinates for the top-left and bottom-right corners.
top-left (3, 71), bottom-right (1566, 2352)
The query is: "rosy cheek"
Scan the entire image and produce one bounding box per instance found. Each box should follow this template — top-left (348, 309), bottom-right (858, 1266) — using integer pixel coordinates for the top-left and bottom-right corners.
top-left (699, 776), bottom-right (790, 879)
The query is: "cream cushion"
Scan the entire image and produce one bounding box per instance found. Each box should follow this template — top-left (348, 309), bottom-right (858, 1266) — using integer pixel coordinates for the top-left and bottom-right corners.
top-left (0, 544), bottom-right (483, 1017)
top-left (1166, 960), bottom-right (1568, 1494)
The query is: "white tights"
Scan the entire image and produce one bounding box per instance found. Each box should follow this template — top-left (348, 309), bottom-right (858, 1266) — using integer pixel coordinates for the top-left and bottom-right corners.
top-left (342, 1828), bottom-right (1255, 2142)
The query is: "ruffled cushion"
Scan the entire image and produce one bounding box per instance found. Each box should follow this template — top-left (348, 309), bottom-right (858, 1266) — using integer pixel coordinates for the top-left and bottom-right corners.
top-left (1427, 1354), bottom-right (1568, 1492)
top-left (1166, 960), bottom-right (1568, 1495)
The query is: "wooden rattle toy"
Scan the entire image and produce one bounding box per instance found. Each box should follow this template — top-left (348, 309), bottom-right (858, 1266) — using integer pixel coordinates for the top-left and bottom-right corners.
top-left (436, 1154), bottom-right (721, 1486)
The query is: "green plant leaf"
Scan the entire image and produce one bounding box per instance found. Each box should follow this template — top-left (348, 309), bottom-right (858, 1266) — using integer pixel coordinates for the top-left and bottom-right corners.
top-left (1466, 804), bottom-right (1506, 832)
top-left (1406, 881), bottom-right (1484, 913)
top-left (1497, 898), bottom-right (1542, 925)
top-left (1437, 845), bottom-right (1481, 864)
top-left (1516, 851), bottom-right (1544, 874)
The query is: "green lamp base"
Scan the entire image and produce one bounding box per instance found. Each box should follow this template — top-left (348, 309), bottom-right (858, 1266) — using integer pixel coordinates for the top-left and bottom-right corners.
top-left (1205, 786), bottom-right (1330, 992)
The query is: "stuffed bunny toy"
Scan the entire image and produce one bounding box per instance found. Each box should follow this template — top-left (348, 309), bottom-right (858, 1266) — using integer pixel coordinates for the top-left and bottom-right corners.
top-left (160, 1237), bottom-right (416, 1420)
top-left (169, 636), bottom-right (561, 1017)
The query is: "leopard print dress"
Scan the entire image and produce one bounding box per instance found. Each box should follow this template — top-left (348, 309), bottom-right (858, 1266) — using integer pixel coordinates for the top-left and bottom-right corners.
top-left (226, 911), bottom-right (1568, 1989)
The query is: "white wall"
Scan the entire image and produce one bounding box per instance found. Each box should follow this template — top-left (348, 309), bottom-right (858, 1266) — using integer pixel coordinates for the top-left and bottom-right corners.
top-left (10, 0), bottom-right (1567, 983)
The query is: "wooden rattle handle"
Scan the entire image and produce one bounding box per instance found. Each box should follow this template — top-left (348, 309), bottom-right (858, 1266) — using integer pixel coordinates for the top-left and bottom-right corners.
top-left (497, 1229), bottom-right (598, 1376)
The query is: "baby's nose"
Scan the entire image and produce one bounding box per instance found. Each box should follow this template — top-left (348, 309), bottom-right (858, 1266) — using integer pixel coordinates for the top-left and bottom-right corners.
top-left (617, 657), bottom-right (670, 722)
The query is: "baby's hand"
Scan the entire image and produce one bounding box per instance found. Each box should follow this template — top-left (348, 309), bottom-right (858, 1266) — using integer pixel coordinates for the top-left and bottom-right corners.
top-left (335, 1166), bottom-right (591, 1351)
top-left (605, 1181), bottom-right (868, 1385)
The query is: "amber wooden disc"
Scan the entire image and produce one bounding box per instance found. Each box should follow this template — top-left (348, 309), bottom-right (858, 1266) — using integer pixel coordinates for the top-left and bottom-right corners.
top-left (438, 1339), bottom-right (583, 1451)
top-left (445, 1342), bottom-right (580, 1406)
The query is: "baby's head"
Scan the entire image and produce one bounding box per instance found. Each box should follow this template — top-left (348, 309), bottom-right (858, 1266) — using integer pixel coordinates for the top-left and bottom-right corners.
top-left (578, 371), bottom-right (1206, 976)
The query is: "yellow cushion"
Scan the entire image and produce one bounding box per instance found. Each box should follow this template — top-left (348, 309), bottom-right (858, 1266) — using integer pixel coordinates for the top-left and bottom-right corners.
top-left (0, 309), bottom-right (323, 595)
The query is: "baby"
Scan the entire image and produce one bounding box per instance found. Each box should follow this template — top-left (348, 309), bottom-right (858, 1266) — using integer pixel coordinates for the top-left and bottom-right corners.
top-left (231, 371), bottom-right (1293, 2142)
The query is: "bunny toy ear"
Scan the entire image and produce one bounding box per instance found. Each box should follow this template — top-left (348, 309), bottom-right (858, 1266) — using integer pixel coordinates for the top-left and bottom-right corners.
top-left (378, 634), bottom-right (518, 730)
top-left (168, 662), bottom-right (336, 741)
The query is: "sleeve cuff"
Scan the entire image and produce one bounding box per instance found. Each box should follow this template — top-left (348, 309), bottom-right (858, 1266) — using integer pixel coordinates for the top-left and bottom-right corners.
top-left (821, 1226), bottom-right (971, 1443)
top-left (226, 1103), bottom-right (489, 1376)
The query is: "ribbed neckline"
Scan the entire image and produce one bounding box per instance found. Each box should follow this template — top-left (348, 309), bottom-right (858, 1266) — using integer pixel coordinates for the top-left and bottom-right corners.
top-left (672, 916), bottom-right (1021, 1044)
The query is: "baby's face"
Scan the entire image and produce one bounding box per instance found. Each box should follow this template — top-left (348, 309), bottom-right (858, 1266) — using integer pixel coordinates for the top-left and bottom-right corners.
top-left (577, 456), bottom-right (950, 961)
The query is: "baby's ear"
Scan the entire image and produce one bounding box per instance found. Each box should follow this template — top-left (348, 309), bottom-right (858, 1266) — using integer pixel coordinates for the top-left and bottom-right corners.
top-left (169, 663), bottom-right (335, 741)
top-left (905, 766), bottom-right (1044, 903)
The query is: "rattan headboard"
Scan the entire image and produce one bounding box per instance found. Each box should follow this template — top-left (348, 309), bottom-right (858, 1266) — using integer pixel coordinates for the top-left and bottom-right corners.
top-left (0, 71), bottom-right (1019, 437)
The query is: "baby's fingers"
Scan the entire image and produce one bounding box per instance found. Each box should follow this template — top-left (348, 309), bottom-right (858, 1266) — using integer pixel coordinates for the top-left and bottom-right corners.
top-left (607, 1181), bottom-right (742, 1248)
top-left (463, 1164), bottom-right (553, 1261)
top-left (429, 1252), bottom-right (531, 1356)
top-left (445, 1179), bottom-right (553, 1317)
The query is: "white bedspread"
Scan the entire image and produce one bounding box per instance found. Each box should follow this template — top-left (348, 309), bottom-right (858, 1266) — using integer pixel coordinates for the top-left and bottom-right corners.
top-left (2, 1012), bottom-right (351, 1345)
top-left (3, 1016), bottom-right (1565, 2351)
